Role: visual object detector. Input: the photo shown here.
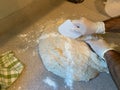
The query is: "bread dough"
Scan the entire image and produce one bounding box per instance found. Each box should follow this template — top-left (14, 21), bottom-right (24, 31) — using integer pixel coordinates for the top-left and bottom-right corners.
top-left (38, 32), bottom-right (108, 81)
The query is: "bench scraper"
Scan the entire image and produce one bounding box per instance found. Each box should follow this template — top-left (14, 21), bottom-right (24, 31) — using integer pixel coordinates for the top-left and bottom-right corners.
top-left (58, 19), bottom-right (81, 39)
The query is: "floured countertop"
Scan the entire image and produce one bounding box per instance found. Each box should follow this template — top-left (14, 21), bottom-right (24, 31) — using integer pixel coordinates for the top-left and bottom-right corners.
top-left (0, 0), bottom-right (120, 90)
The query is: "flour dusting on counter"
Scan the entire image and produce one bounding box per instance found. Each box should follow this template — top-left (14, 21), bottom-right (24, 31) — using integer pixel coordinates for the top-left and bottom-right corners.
top-left (43, 77), bottom-right (57, 90)
top-left (16, 18), bottom-right (66, 54)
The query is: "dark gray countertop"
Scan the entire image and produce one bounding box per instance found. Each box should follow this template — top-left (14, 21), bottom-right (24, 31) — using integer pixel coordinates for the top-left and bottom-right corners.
top-left (0, 0), bottom-right (119, 90)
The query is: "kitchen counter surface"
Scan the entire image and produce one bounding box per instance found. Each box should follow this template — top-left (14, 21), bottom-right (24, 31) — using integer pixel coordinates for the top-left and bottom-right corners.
top-left (0, 0), bottom-right (119, 90)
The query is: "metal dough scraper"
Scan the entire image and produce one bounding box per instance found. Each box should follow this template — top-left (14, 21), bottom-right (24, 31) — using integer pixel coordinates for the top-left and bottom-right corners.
top-left (58, 20), bottom-right (81, 39)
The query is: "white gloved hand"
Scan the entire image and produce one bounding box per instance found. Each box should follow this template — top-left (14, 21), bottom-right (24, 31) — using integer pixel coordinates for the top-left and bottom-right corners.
top-left (86, 39), bottom-right (113, 59)
top-left (72, 17), bottom-right (105, 35)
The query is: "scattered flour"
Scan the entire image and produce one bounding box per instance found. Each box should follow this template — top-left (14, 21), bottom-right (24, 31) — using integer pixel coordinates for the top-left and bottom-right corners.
top-left (43, 77), bottom-right (57, 90)
top-left (18, 86), bottom-right (22, 90)
top-left (16, 18), bottom-right (65, 54)
top-left (19, 34), bottom-right (27, 38)
top-left (11, 86), bottom-right (22, 90)
top-left (39, 33), bottom-right (60, 40)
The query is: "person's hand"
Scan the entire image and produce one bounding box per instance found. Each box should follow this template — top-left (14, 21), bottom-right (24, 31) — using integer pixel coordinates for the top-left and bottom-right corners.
top-left (85, 39), bottom-right (113, 59)
top-left (72, 17), bottom-right (105, 35)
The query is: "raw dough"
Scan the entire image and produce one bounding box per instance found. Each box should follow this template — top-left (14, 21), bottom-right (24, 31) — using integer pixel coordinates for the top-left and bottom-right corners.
top-left (38, 32), bottom-right (108, 81)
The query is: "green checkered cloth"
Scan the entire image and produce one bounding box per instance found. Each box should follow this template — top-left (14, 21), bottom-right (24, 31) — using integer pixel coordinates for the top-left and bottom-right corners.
top-left (0, 51), bottom-right (24, 90)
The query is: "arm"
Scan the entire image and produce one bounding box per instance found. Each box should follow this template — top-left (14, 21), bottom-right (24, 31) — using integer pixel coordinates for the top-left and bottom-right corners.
top-left (104, 50), bottom-right (120, 89)
top-left (86, 39), bottom-right (120, 89)
top-left (104, 16), bottom-right (120, 33)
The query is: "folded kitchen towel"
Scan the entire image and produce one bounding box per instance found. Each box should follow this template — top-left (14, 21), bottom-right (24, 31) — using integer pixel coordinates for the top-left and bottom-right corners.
top-left (0, 51), bottom-right (24, 90)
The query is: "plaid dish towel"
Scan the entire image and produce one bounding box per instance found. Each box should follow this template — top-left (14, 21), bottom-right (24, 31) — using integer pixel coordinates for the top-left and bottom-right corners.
top-left (0, 51), bottom-right (24, 90)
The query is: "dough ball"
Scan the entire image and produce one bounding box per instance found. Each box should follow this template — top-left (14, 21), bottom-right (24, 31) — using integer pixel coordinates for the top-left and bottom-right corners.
top-left (38, 33), bottom-right (108, 81)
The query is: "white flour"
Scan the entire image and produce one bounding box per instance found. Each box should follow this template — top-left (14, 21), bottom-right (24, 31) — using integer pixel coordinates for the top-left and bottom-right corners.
top-left (39, 33), bottom-right (59, 40)
top-left (43, 77), bottom-right (57, 90)
top-left (16, 18), bottom-right (65, 54)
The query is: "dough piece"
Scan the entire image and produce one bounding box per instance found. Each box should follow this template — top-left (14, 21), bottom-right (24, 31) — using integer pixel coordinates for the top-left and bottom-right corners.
top-left (39, 33), bottom-right (108, 81)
